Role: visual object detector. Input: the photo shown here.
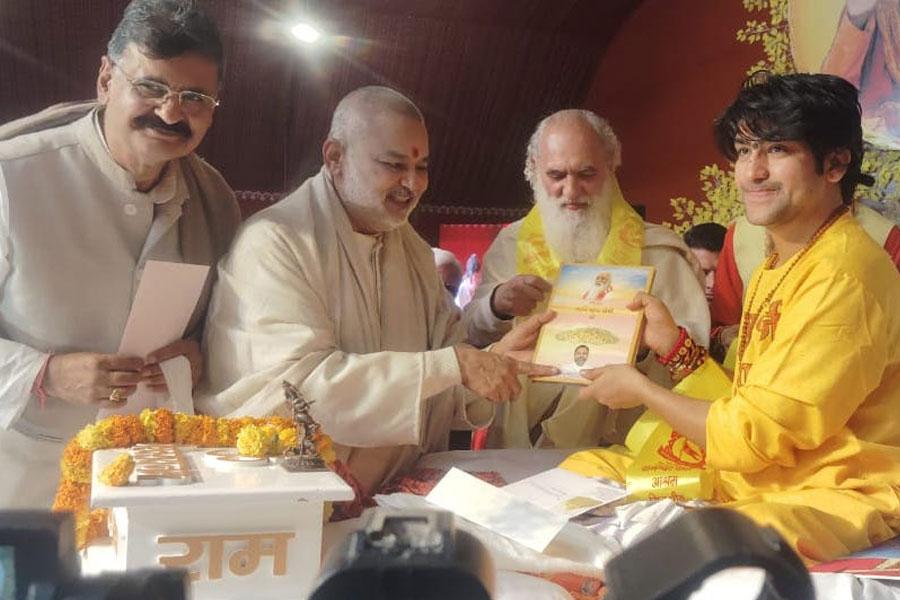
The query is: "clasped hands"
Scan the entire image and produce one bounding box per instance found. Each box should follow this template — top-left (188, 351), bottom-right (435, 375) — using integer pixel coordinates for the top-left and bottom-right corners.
top-left (490, 273), bottom-right (686, 409)
top-left (43, 338), bottom-right (202, 408)
top-left (455, 310), bottom-right (559, 402)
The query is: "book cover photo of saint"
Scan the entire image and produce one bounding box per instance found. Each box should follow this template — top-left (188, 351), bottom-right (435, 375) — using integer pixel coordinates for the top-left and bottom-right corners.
top-left (550, 265), bottom-right (654, 312)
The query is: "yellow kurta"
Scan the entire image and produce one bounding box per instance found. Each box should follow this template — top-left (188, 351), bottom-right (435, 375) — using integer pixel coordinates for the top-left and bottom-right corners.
top-left (563, 213), bottom-right (900, 562)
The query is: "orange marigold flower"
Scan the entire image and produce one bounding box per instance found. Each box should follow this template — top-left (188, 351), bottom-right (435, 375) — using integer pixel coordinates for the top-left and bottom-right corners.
top-left (155, 410), bottom-right (176, 443)
top-left (313, 432), bottom-right (337, 465)
top-left (126, 415), bottom-right (147, 444)
top-left (215, 417), bottom-right (234, 446)
top-left (75, 508), bottom-right (109, 550)
top-left (60, 440), bottom-right (93, 484)
top-left (194, 415), bottom-right (217, 447)
top-left (100, 416), bottom-right (137, 448)
top-left (52, 480), bottom-right (90, 514)
top-left (140, 409), bottom-right (176, 443)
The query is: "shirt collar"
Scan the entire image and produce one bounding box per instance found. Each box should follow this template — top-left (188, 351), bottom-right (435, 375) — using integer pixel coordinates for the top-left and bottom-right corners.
top-left (81, 108), bottom-right (187, 207)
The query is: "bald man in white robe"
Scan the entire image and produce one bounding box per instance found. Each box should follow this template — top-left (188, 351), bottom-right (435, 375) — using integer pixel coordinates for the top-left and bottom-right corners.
top-left (201, 87), bottom-right (553, 494)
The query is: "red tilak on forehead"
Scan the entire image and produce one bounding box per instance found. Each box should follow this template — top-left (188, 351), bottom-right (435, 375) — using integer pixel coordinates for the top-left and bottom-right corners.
top-left (411, 146), bottom-right (420, 159)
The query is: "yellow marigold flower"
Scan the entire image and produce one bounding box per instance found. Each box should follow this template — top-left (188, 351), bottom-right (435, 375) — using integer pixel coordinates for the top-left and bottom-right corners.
top-left (139, 409), bottom-right (156, 441)
top-left (174, 413), bottom-right (196, 445)
top-left (61, 440), bottom-right (93, 484)
top-left (232, 417), bottom-right (255, 440)
top-left (236, 425), bottom-right (268, 458)
top-left (99, 453), bottom-right (134, 487)
top-left (276, 428), bottom-right (297, 454)
top-left (76, 423), bottom-right (112, 451)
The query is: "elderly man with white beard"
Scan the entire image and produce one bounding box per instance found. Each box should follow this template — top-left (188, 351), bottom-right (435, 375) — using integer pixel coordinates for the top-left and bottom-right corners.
top-left (200, 86), bottom-right (556, 495)
top-left (464, 109), bottom-right (709, 448)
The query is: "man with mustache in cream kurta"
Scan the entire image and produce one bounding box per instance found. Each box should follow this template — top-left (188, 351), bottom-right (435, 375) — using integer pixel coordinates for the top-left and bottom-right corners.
top-left (0, 0), bottom-right (239, 509)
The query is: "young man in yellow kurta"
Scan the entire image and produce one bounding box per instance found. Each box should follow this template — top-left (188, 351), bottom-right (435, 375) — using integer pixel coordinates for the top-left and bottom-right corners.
top-left (564, 73), bottom-right (900, 563)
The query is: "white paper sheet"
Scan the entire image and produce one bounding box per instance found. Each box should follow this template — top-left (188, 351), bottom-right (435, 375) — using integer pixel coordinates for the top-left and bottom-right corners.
top-left (503, 467), bottom-right (628, 518)
top-left (118, 261), bottom-right (210, 356)
top-left (158, 355), bottom-right (194, 415)
top-left (425, 468), bottom-right (569, 553)
top-left (99, 261), bottom-right (208, 417)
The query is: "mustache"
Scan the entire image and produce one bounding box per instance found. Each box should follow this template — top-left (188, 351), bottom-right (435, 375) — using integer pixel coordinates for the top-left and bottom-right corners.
top-left (387, 186), bottom-right (414, 201)
top-left (742, 185), bottom-right (781, 192)
top-left (132, 114), bottom-right (192, 139)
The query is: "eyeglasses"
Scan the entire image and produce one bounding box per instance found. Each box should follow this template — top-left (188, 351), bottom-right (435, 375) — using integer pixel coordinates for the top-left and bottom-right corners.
top-left (114, 63), bottom-right (220, 114)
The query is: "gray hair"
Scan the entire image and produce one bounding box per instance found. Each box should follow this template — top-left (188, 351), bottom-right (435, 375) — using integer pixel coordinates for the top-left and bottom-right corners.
top-left (108, 0), bottom-right (224, 79)
top-left (328, 86), bottom-right (424, 145)
top-left (524, 109), bottom-right (621, 183)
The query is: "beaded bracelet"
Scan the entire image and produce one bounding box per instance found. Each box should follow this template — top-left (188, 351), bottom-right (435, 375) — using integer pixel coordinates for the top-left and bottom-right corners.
top-left (656, 327), bottom-right (707, 382)
top-left (656, 327), bottom-right (687, 365)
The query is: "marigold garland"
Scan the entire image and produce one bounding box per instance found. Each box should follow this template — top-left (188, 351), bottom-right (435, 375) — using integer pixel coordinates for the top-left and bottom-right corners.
top-left (53, 408), bottom-right (347, 550)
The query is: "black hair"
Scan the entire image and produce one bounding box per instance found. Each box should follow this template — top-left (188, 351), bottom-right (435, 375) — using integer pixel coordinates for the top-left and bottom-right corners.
top-left (683, 222), bottom-right (726, 253)
top-left (714, 72), bottom-right (873, 204)
top-left (574, 345), bottom-right (589, 353)
top-left (108, 0), bottom-right (224, 80)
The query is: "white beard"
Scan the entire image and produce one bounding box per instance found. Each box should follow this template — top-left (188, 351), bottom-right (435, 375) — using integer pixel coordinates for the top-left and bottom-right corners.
top-left (533, 180), bottom-right (613, 263)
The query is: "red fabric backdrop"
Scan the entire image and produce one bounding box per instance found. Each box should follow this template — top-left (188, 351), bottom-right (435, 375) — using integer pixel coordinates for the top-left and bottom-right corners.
top-left (438, 223), bottom-right (507, 266)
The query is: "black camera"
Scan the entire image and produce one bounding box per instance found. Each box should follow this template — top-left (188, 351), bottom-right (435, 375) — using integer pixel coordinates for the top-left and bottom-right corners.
top-left (604, 508), bottom-right (814, 600)
top-left (0, 511), bottom-right (188, 600)
top-left (310, 509), bottom-right (493, 600)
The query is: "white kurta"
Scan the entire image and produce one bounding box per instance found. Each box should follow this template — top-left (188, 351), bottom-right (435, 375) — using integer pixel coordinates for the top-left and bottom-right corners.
top-left (0, 109), bottom-right (236, 508)
top-left (462, 218), bottom-right (711, 448)
top-left (200, 168), bottom-right (491, 495)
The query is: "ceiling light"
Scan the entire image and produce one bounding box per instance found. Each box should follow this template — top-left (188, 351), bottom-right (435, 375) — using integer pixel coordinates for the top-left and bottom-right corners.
top-left (291, 22), bottom-right (321, 44)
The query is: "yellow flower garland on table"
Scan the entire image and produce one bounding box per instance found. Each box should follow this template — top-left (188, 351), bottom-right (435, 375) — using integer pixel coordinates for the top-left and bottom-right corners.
top-left (53, 408), bottom-right (336, 549)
